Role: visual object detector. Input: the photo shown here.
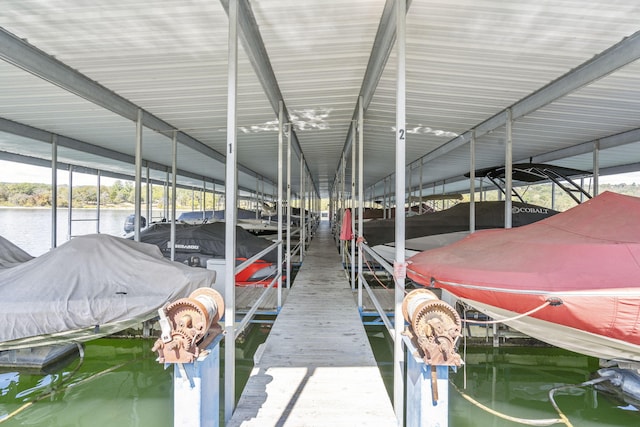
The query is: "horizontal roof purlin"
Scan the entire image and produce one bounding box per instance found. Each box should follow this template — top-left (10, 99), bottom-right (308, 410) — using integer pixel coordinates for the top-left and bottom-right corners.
top-left (0, 1), bottom-right (638, 199)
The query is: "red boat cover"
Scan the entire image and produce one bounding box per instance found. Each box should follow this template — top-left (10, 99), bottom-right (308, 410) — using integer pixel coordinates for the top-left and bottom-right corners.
top-left (406, 191), bottom-right (640, 346)
top-left (340, 208), bottom-right (353, 241)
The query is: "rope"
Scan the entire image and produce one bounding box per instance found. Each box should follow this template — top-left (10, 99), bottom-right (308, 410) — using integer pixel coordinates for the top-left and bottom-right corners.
top-left (360, 247), bottom-right (409, 295)
top-left (461, 300), bottom-right (552, 325)
top-left (1, 343), bottom-right (84, 424)
top-left (548, 377), bottom-right (613, 426)
top-left (364, 255), bottom-right (393, 289)
top-left (453, 353), bottom-right (616, 426)
top-left (450, 381), bottom-right (571, 426)
top-left (0, 343), bottom-right (150, 424)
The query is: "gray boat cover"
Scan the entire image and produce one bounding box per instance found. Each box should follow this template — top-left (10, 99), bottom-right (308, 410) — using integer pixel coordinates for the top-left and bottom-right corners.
top-left (0, 235), bottom-right (34, 269)
top-left (0, 234), bottom-right (217, 350)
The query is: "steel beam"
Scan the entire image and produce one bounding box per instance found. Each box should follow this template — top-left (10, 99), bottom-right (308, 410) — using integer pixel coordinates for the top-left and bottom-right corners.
top-left (219, 0), bottom-right (318, 197)
top-left (415, 29), bottom-right (640, 165)
top-left (0, 117), bottom-right (267, 194)
top-left (531, 127), bottom-right (640, 163)
top-left (0, 26), bottom-right (268, 184)
top-left (334, 0), bottom-right (412, 193)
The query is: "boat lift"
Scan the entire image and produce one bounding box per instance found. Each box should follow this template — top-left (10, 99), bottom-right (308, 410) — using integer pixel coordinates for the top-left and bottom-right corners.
top-left (402, 289), bottom-right (463, 427)
top-left (152, 288), bottom-right (225, 427)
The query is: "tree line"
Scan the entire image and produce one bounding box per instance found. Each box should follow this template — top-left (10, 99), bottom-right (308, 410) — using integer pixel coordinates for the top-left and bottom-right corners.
top-left (0, 181), bottom-right (221, 209)
top-left (1, 179), bottom-right (638, 210)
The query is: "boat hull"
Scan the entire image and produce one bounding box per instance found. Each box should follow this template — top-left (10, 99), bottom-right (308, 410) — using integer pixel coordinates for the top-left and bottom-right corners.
top-left (407, 192), bottom-right (640, 363)
top-left (453, 293), bottom-right (640, 362)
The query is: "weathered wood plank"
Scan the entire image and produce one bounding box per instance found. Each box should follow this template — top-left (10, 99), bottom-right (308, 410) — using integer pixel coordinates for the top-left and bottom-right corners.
top-left (357, 288), bottom-right (396, 313)
top-left (236, 287), bottom-right (288, 312)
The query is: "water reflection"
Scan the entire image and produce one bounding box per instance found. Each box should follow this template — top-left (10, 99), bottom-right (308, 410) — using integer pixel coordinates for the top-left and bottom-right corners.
top-left (366, 325), bottom-right (639, 426)
top-left (3, 326), bottom-right (639, 426)
top-left (0, 327), bottom-right (269, 427)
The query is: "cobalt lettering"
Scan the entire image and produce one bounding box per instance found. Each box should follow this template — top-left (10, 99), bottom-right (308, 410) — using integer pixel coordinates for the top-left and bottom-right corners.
top-left (512, 207), bottom-right (549, 214)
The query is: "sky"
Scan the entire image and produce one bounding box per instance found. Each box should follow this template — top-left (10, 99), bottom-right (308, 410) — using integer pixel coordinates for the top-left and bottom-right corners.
top-left (0, 160), bottom-right (119, 186)
top-left (2, 159), bottom-right (640, 187)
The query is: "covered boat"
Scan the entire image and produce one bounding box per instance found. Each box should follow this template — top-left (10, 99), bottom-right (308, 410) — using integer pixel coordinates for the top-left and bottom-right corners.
top-left (0, 234), bottom-right (33, 269)
top-left (363, 163), bottom-right (591, 250)
top-left (0, 234), bottom-right (217, 351)
top-left (365, 163), bottom-right (590, 260)
top-left (364, 200), bottom-right (557, 247)
top-left (406, 191), bottom-right (640, 363)
top-left (136, 222), bottom-right (282, 286)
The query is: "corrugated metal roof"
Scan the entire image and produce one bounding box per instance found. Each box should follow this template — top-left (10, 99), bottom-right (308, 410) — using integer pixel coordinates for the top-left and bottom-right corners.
top-left (1, 0), bottom-right (639, 200)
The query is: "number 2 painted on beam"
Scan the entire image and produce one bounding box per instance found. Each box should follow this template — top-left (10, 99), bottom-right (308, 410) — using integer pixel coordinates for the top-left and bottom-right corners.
top-left (398, 129), bottom-right (405, 140)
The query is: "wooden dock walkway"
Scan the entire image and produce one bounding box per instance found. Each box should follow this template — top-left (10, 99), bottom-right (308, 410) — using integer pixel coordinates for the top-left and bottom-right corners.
top-left (228, 222), bottom-right (397, 427)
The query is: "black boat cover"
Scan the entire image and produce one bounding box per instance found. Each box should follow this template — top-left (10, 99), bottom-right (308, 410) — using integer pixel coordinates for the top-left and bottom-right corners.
top-left (362, 201), bottom-right (558, 247)
top-left (137, 222), bottom-right (279, 264)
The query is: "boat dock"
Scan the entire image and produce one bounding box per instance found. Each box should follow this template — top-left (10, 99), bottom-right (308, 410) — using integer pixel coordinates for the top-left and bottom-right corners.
top-left (235, 279), bottom-right (395, 315)
top-left (228, 223), bottom-right (397, 426)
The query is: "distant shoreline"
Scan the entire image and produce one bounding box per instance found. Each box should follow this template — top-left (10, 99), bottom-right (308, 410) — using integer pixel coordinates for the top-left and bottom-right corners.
top-left (0, 205), bottom-right (137, 210)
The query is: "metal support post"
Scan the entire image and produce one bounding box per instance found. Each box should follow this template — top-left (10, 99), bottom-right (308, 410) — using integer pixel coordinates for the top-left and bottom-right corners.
top-left (300, 154), bottom-right (305, 262)
top-left (418, 158), bottom-right (423, 215)
top-left (394, 0), bottom-right (407, 423)
top-left (96, 171), bottom-right (101, 233)
top-left (153, 289), bottom-right (225, 427)
top-left (383, 177), bottom-right (388, 219)
top-left (277, 101), bottom-right (284, 306)
top-left (255, 177), bottom-right (260, 219)
top-left (134, 109), bottom-right (143, 242)
top-left (67, 166), bottom-right (73, 241)
top-left (165, 171), bottom-right (170, 220)
top-left (202, 179), bottom-right (206, 218)
top-left (286, 124), bottom-right (292, 289)
top-left (593, 140), bottom-right (600, 196)
top-left (224, 0), bottom-right (238, 421)
top-left (357, 97), bottom-right (364, 308)
top-left (351, 122), bottom-right (357, 290)
top-left (51, 134), bottom-right (58, 249)
top-left (340, 153), bottom-right (346, 263)
top-left (211, 181), bottom-right (217, 212)
top-left (173, 338), bottom-right (222, 427)
top-left (405, 350), bottom-right (450, 427)
top-left (504, 108), bottom-right (513, 229)
top-left (171, 131), bottom-right (178, 262)
top-left (146, 165), bottom-right (151, 223)
top-left (469, 130), bottom-right (476, 233)
top-left (408, 162), bottom-right (413, 210)
top-left (402, 289), bottom-right (461, 427)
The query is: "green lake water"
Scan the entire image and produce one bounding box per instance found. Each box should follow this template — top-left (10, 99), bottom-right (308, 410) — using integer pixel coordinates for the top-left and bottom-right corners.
top-left (1, 325), bottom-right (638, 426)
